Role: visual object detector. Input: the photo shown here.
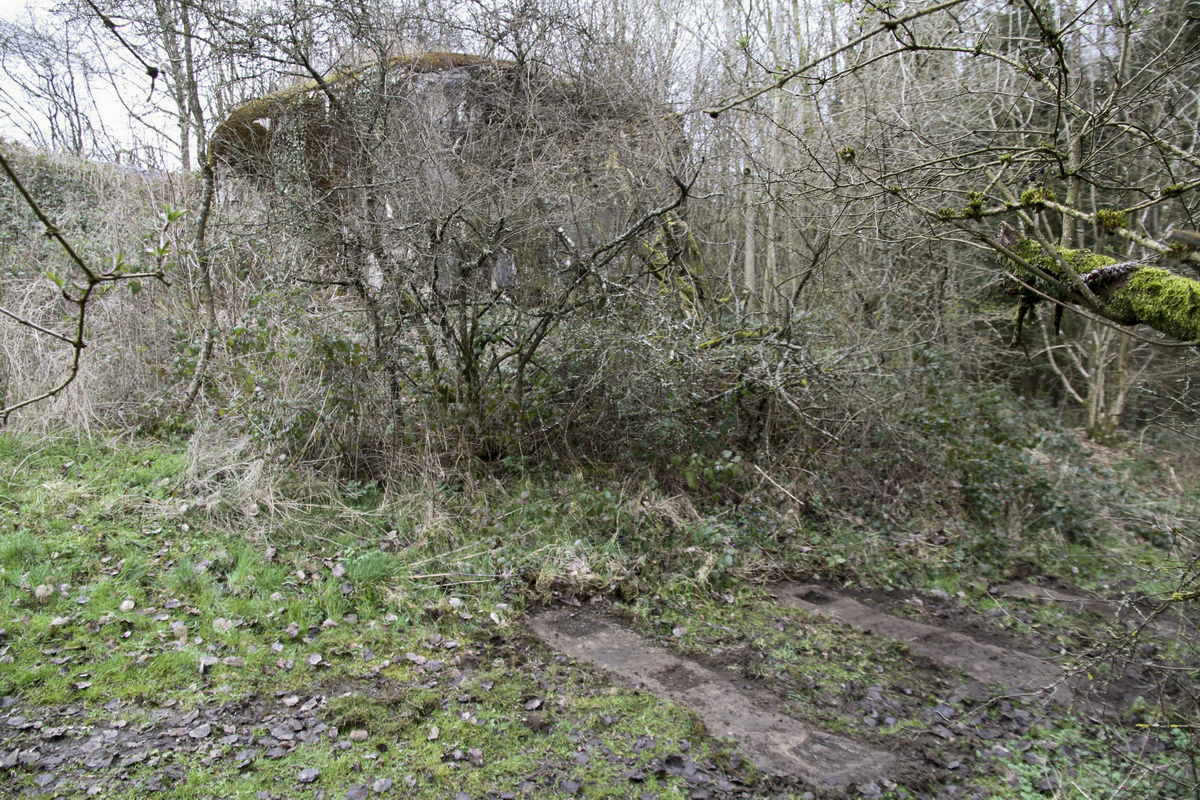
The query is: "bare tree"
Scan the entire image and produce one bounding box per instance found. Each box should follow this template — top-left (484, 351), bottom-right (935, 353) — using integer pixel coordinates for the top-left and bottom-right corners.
top-left (704, 0), bottom-right (1200, 439)
top-left (0, 15), bottom-right (111, 156)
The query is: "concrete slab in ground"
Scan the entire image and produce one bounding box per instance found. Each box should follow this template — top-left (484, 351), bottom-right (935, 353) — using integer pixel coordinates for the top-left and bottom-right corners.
top-left (774, 583), bottom-right (1068, 703)
top-left (529, 607), bottom-right (897, 790)
top-left (990, 581), bottom-right (1192, 638)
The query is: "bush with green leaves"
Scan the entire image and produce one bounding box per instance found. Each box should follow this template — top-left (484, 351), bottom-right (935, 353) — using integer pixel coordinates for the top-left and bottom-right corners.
top-left (796, 350), bottom-right (1135, 575)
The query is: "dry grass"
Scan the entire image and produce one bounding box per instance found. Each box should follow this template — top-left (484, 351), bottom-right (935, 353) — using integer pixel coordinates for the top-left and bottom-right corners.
top-left (182, 422), bottom-right (278, 519)
top-left (629, 489), bottom-right (701, 529)
top-left (0, 151), bottom-right (193, 432)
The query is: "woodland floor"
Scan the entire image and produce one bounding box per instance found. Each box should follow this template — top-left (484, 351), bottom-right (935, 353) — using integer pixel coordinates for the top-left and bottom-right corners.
top-left (0, 435), bottom-right (1195, 799)
top-left (2, 576), bottom-right (1191, 799)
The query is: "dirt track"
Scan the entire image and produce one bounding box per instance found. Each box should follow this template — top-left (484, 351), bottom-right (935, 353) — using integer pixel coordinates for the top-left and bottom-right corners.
top-left (1, 579), bottom-right (1182, 798)
top-left (530, 606), bottom-right (897, 789)
top-left (773, 584), bottom-right (1068, 703)
top-left (530, 580), bottom-right (1170, 795)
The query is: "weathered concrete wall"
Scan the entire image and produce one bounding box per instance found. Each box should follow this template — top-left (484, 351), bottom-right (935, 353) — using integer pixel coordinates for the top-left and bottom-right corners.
top-left (209, 51), bottom-right (656, 304)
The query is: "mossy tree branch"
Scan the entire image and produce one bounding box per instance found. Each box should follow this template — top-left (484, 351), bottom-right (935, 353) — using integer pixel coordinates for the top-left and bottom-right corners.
top-left (1000, 236), bottom-right (1200, 344)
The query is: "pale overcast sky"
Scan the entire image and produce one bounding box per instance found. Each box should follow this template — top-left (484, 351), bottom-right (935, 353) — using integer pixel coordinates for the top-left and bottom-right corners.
top-left (0, 0), bottom-right (54, 22)
top-left (0, 0), bottom-right (173, 164)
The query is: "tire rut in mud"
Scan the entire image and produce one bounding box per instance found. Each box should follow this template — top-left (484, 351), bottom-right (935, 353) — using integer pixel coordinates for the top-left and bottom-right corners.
top-left (529, 607), bottom-right (899, 791)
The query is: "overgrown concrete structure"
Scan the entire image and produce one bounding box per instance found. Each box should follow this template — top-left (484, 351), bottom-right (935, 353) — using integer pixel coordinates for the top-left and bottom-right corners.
top-left (209, 51), bottom-right (684, 304)
top-left (203, 50), bottom-right (692, 456)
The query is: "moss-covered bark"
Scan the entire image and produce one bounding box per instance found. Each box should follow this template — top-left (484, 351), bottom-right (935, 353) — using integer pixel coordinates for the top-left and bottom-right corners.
top-left (1003, 238), bottom-right (1200, 342)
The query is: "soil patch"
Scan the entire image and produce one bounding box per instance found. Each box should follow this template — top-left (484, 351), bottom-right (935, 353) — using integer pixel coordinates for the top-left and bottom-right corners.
top-left (529, 606), bottom-right (899, 791)
top-left (772, 584), bottom-right (1068, 704)
top-left (0, 691), bottom-right (329, 796)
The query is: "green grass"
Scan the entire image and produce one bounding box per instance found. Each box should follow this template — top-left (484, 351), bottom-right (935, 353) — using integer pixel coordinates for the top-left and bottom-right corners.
top-left (0, 431), bottom-right (1196, 799)
top-left (0, 433), bottom-right (760, 798)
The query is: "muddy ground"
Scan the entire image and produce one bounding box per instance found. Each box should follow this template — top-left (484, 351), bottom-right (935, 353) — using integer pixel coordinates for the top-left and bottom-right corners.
top-left (1, 576), bottom-right (1191, 799)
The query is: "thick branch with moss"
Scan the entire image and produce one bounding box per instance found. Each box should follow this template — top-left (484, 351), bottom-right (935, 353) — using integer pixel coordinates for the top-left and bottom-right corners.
top-left (1003, 237), bottom-right (1200, 343)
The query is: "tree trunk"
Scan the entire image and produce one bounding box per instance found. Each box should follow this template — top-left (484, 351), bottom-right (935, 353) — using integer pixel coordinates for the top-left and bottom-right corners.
top-left (181, 160), bottom-right (217, 412)
top-left (742, 168), bottom-right (757, 311)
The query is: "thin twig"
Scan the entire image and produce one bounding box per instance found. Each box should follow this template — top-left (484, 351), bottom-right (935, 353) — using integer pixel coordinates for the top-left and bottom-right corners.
top-left (707, 0), bottom-right (972, 117)
top-left (0, 149), bottom-right (97, 282)
top-left (752, 463), bottom-right (805, 508)
top-left (411, 572), bottom-right (503, 581)
top-left (0, 305), bottom-right (74, 345)
top-left (0, 146), bottom-right (168, 421)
